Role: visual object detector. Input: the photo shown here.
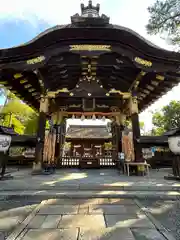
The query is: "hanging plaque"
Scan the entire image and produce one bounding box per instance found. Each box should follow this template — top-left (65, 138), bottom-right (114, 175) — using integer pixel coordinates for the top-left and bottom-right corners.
top-left (0, 134), bottom-right (12, 152)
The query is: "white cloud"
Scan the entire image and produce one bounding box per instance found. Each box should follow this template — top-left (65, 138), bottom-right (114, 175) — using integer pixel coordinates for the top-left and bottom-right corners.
top-left (1, 0), bottom-right (180, 129)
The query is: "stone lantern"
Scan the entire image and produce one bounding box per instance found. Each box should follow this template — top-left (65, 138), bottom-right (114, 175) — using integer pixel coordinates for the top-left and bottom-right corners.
top-left (164, 128), bottom-right (180, 180)
top-left (0, 125), bottom-right (16, 180)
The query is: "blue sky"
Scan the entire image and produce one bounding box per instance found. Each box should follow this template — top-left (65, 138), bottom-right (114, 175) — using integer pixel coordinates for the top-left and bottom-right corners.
top-left (0, 0), bottom-right (180, 130)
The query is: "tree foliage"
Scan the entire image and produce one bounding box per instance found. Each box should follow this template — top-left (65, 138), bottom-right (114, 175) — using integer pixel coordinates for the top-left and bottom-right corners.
top-left (146, 0), bottom-right (180, 46)
top-left (24, 113), bottom-right (39, 135)
top-left (0, 99), bottom-right (35, 134)
top-left (152, 100), bottom-right (180, 135)
top-left (0, 87), bottom-right (36, 134)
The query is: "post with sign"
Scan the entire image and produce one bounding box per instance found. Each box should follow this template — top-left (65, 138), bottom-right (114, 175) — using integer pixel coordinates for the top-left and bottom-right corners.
top-left (165, 128), bottom-right (180, 181)
top-left (0, 134), bottom-right (12, 180)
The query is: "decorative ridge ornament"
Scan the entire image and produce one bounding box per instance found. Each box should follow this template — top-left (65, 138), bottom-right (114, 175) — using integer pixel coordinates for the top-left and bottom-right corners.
top-left (71, 1), bottom-right (109, 26)
top-left (81, 0), bottom-right (100, 18)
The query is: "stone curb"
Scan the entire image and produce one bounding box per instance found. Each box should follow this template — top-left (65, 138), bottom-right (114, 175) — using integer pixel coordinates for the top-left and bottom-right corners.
top-left (1, 184), bottom-right (180, 192)
top-left (135, 199), bottom-right (176, 240)
top-left (0, 190), bottom-right (180, 200)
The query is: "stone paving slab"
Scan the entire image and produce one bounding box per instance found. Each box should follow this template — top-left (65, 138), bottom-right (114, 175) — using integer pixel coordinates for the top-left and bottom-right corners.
top-left (89, 204), bottom-right (140, 215)
top-left (41, 215), bottom-right (62, 229)
top-left (38, 205), bottom-right (78, 215)
top-left (78, 227), bottom-right (135, 240)
top-left (105, 214), bottom-right (155, 228)
top-left (28, 216), bottom-right (46, 229)
top-left (58, 214), bottom-right (106, 229)
top-left (21, 228), bottom-right (78, 240)
top-left (131, 228), bottom-right (167, 240)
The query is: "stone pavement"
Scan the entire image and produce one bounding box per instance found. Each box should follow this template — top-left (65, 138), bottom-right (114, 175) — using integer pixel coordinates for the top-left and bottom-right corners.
top-left (139, 199), bottom-right (180, 240)
top-left (1, 168), bottom-right (180, 191)
top-left (6, 198), bottom-right (174, 240)
top-left (1, 168), bottom-right (180, 200)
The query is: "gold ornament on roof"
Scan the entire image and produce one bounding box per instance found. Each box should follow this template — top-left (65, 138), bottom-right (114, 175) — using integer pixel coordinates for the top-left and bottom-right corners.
top-left (134, 57), bottom-right (152, 67)
top-left (20, 79), bottom-right (28, 84)
top-left (156, 75), bottom-right (164, 81)
top-left (47, 88), bottom-right (70, 98)
top-left (109, 89), bottom-right (131, 99)
top-left (26, 55), bottom-right (45, 65)
top-left (14, 73), bottom-right (23, 79)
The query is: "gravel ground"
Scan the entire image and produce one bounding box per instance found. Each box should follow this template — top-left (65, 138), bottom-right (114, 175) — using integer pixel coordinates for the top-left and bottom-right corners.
top-left (139, 200), bottom-right (180, 240)
top-left (0, 198), bottom-right (40, 239)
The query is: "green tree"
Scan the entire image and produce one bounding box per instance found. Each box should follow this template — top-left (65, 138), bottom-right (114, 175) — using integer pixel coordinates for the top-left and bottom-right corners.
top-left (24, 113), bottom-right (39, 135)
top-left (0, 98), bottom-right (35, 134)
top-left (125, 120), bottom-right (145, 131)
top-left (24, 113), bottom-right (50, 135)
top-left (146, 0), bottom-right (180, 46)
top-left (152, 100), bottom-right (180, 135)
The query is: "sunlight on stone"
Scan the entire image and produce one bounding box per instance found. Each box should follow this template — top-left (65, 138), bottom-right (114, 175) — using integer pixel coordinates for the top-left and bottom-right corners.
top-left (172, 183), bottom-right (180, 186)
top-left (0, 205), bottom-right (36, 218)
top-left (59, 173), bottom-right (88, 181)
top-left (0, 216), bottom-right (22, 229)
top-left (42, 173), bottom-right (87, 185)
top-left (45, 199), bottom-right (58, 205)
top-left (108, 182), bottom-right (133, 186)
top-left (167, 191), bottom-right (180, 195)
top-left (146, 203), bottom-right (174, 214)
top-left (100, 172), bottom-right (105, 175)
top-left (115, 218), bottom-right (141, 227)
top-left (35, 190), bottom-right (47, 194)
top-left (99, 190), bottom-right (124, 195)
top-left (42, 181), bottom-right (57, 185)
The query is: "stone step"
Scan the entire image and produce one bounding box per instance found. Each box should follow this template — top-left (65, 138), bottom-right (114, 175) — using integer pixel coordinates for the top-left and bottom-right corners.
top-left (1, 183), bottom-right (180, 191)
top-left (0, 190), bottom-right (180, 200)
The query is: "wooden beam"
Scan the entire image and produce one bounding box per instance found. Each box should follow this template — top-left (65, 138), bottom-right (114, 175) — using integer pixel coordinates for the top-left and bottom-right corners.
top-left (129, 71), bottom-right (146, 91)
top-left (66, 112), bottom-right (120, 116)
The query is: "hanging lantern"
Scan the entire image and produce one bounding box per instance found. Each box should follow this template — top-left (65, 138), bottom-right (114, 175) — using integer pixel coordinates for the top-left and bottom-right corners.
top-left (81, 115), bottom-right (85, 121)
top-left (92, 114), bottom-right (96, 120)
top-left (102, 116), bottom-right (106, 121)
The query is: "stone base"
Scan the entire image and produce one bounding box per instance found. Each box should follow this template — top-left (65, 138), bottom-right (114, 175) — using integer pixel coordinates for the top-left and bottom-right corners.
top-left (0, 174), bottom-right (13, 180)
top-left (164, 174), bottom-right (180, 181)
top-left (31, 162), bottom-right (42, 175)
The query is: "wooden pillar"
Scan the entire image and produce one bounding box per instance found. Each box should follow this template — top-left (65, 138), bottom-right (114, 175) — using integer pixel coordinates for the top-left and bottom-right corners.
top-left (33, 96), bottom-right (49, 173)
top-left (115, 112), bottom-right (126, 153)
top-left (111, 120), bottom-right (117, 162)
top-left (54, 111), bottom-right (66, 166)
top-left (129, 95), bottom-right (142, 162)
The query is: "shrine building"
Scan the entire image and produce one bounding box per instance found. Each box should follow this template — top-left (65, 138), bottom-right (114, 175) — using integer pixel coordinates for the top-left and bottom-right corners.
top-left (1, 1), bottom-right (180, 170)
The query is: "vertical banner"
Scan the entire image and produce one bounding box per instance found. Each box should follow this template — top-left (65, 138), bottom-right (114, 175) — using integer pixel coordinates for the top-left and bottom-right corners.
top-left (56, 125), bottom-right (61, 143)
